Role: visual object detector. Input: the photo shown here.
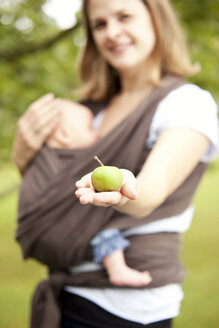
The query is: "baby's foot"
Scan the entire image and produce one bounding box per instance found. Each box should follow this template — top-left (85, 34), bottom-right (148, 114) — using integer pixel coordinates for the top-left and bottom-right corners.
top-left (109, 267), bottom-right (152, 287)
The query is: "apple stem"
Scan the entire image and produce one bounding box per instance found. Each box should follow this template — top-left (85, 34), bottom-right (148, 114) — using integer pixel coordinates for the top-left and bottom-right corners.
top-left (94, 156), bottom-right (104, 167)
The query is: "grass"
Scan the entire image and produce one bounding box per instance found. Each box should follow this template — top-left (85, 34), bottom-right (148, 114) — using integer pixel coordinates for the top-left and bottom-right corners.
top-left (0, 163), bottom-right (20, 195)
top-left (0, 165), bottom-right (47, 328)
top-left (0, 161), bottom-right (219, 328)
top-left (174, 161), bottom-right (219, 328)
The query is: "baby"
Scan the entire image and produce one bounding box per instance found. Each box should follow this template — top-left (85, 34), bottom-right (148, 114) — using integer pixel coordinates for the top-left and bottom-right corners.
top-left (47, 99), bottom-right (99, 149)
top-left (48, 99), bottom-right (151, 287)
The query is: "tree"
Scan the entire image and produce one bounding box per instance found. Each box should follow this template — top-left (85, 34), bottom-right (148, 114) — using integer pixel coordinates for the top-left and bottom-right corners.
top-left (173, 0), bottom-right (219, 95)
top-left (0, 0), bottom-right (218, 163)
top-left (0, 0), bottom-right (81, 162)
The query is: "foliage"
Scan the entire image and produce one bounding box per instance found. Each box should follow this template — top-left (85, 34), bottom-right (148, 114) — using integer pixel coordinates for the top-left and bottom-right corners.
top-left (0, 0), bottom-right (81, 162)
top-left (173, 0), bottom-right (219, 95)
top-left (0, 0), bottom-right (219, 163)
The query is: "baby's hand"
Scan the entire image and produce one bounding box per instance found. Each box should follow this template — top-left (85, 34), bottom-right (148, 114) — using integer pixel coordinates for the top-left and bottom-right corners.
top-left (75, 169), bottom-right (138, 208)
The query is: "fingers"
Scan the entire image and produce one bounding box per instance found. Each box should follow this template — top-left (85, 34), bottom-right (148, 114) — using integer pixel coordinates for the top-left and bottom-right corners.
top-left (93, 191), bottom-right (127, 205)
top-left (18, 110), bottom-right (60, 150)
top-left (120, 169), bottom-right (138, 200)
top-left (26, 97), bottom-right (61, 132)
top-left (75, 188), bottom-right (96, 205)
top-left (75, 187), bottom-right (127, 207)
top-left (28, 93), bottom-right (55, 111)
top-left (38, 116), bottom-right (60, 140)
top-left (17, 94), bottom-right (63, 152)
top-left (120, 182), bottom-right (138, 200)
top-left (34, 103), bottom-right (61, 134)
top-left (75, 173), bottom-right (92, 188)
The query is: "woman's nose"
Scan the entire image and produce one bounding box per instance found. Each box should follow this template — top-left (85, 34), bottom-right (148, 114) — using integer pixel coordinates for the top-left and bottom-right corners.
top-left (105, 20), bottom-right (121, 40)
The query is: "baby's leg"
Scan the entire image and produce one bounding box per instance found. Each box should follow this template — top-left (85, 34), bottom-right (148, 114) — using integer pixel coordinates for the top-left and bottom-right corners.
top-left (90, 229), bottom-right (152, 287)
top-left (103, 248), bottom-right (152, 287)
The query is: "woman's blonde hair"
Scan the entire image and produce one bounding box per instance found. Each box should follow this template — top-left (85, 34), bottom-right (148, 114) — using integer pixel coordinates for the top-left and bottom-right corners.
top-left (77, 0), bottom-right (200, 101)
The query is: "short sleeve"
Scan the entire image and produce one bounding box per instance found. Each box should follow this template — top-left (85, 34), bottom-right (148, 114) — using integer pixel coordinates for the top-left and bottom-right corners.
top-left (147, 84), bottom-right (219, 162)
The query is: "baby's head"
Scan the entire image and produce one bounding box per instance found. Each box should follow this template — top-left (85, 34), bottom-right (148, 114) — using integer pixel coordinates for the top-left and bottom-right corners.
top-left (47, 100), bottom-right (99, 149)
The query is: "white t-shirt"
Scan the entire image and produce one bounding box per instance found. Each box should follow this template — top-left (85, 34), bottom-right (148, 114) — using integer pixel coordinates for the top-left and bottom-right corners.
top-left (66, 84), bottom-right (219, 325)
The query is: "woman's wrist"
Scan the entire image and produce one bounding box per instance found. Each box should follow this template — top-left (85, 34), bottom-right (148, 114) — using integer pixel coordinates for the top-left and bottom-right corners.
top-left (12, 135), bottom-right (38, 174)
top-left (113, 179), bottom-right (167, 218)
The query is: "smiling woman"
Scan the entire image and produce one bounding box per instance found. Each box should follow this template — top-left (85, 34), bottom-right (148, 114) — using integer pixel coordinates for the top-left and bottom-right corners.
top-left (79, 0), bottom-right (199, 101)
top-left (12, 0), bottom-right (219, 328)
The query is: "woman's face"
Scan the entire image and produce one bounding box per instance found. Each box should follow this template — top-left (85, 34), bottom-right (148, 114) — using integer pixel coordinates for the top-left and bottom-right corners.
top-left (87, 0), bottom-right (156, 74)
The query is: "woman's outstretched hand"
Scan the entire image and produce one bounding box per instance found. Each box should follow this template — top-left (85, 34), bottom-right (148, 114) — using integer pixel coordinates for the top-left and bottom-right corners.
top-left (75, 169), bottom-right (138, 208)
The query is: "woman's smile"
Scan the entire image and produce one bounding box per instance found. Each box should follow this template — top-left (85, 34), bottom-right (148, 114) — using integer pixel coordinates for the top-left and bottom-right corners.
top-left (108, 42), bottom-right (134, 55)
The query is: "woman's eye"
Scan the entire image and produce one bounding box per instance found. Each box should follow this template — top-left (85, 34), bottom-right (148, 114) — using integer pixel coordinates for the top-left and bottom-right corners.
top-left (92, 22), bottom-right (106, 30)
top-left (120, 14), bottom-right (131, 21)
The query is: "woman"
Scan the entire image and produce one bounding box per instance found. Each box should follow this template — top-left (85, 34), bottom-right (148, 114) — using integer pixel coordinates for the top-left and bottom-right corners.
top-left (13, 0), bottom-right (219, 328)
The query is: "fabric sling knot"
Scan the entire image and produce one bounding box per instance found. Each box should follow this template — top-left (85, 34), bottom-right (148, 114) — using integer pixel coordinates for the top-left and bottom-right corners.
top-left (15, 75), bottom-right (208, 328)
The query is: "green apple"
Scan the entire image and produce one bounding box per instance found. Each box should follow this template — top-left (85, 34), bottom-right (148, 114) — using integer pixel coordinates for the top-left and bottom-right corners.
top-left (91, 156), bottom-right (123, 192)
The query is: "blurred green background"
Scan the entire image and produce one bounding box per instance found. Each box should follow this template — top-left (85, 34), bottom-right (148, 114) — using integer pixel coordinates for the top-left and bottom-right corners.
top-left (0, 0), bottom-right (219, 327)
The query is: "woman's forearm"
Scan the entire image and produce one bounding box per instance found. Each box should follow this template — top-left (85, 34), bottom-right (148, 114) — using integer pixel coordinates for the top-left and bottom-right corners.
top-left (114, 128), bottom-right (210, 218)
top-left (113, 178), bottom-right (167, 218)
